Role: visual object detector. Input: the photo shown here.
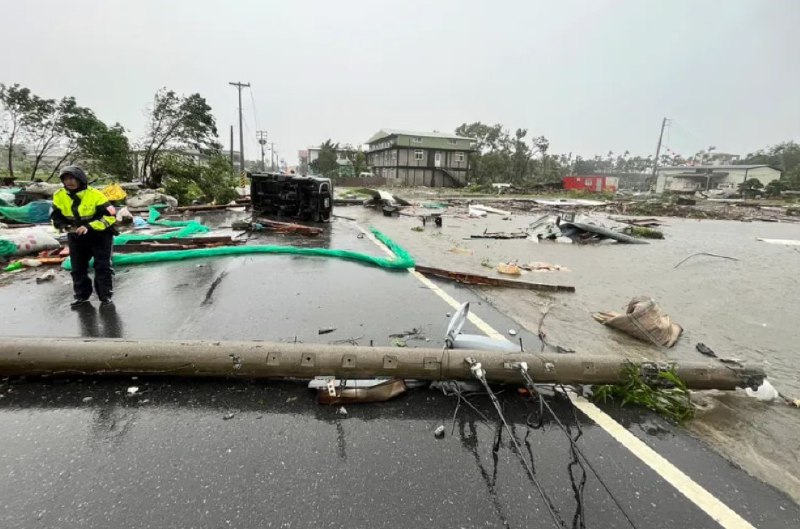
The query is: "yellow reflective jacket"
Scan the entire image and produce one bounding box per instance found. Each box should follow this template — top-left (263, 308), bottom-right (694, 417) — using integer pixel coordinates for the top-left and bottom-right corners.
top-left (51, 187), bottom-right (117, 233)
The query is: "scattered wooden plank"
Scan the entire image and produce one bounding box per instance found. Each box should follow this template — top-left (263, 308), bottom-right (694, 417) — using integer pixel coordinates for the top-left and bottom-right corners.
top-left (256, 218), bottom-right (323, 236)
top-left (413, 264), bottom-right (575, 293)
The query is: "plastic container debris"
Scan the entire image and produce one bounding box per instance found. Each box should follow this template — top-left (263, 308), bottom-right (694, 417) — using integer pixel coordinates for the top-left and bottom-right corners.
top-left (745, 380), bottom-right (779, 402)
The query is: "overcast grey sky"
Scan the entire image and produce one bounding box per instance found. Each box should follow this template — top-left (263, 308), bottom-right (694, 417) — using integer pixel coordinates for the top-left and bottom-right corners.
top-left (4, 0), bottom-right (799, 164)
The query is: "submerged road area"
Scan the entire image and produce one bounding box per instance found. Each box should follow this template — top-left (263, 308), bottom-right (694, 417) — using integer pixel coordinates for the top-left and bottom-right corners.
top-left (0, 214), bottom-right (797, 528)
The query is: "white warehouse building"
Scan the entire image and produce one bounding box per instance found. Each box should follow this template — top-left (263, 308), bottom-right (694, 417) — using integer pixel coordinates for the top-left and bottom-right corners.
top-left (655, 165), bottom-right (781, 194)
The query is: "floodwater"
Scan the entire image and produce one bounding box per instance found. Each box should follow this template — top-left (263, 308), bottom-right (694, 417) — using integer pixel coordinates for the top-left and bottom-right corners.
top-left (359, 205), bottom-right (800, 502)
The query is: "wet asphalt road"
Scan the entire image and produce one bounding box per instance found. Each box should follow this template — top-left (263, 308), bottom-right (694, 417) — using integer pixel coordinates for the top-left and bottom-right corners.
top-left (1, 215), bottom-right (798, 528)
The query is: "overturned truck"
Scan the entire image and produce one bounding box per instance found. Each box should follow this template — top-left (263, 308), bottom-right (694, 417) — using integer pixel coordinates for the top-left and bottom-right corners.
top-left (249, 172), bottom-right (333, 222)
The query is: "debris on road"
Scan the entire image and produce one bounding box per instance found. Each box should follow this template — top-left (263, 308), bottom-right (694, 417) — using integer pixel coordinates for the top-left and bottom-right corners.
top-left (63, 227), bottom-right (415, 271)
top-left (624, 226), bottom-right (664, 239)
top-left (318, 327), bottom-right (337, 335)
top-left (696, 343), bottom-right (718, 358)
top-left (311, 378), bottom-right (408, 404)
top-left (222, 412), bottom-right (236, 420)
top-left (434, 425), bottom-right (445, 439)
top-left (127, 386), bottom-right (139, 395)
top-left (496, 262), bottom-right (522, 275)
top-left (36, 270), bottom-right (56, 283)
top-left (448, 247), bottom-right (473, 255)
top-left (508, 329), bottom-right (518, 336)
top-left (126, 189), bottom-right (178, 208)
top-left (414, 264), bottom-right (575, 292)
top-left (528, 214), bottom-right (648, 244)
top-left (0, 229), bottom-right (60, 257)
top-left (673, 252), bottom-right (739, 269)
top-left (468, 205), bottom-right (487, 218)
top-left (468, 204), bottom-right (511, 216)
top-left (756, 238), bottom-right (800, 246)
top-left (0, 200), bottom-right (52, 224)
top-left (469, 230), bottom-right (528, 240)
top-left (609, 217), bottom-right (664, 228)
top-left (519, 262), bottom-right (570, 272)
top-left (593, 296), bottom-right (683, 348)
top-left (745, 380), bottom-right (780, 401)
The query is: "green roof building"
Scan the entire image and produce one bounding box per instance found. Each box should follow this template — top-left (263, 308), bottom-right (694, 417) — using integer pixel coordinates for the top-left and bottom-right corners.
top-left (365, 129), bottom-right (475, 187)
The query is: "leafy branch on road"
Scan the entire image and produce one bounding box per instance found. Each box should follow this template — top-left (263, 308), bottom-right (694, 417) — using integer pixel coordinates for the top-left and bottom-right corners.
top-left (592, 363), bottom-right (695, 424)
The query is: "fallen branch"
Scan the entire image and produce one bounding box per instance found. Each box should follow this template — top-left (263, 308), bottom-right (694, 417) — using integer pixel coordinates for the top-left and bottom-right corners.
top-left (674, 252), bottom-right (739, 269)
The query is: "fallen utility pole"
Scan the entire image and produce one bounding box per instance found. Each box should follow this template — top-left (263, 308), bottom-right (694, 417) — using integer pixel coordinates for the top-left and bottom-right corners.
top-left (0, 337), bottom-right (763, 390)
top-left (414, 264), bottom-right (576, 293)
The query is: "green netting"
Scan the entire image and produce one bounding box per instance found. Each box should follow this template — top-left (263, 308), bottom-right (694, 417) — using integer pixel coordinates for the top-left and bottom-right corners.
top-left (114, 207), bottom-right (210, 244)
top-left (0, 239), bottom-right (17, 257)
top-left (0, 200), bottom-right (52, 223)
top-left (64, 227), bottom-right (414, 271)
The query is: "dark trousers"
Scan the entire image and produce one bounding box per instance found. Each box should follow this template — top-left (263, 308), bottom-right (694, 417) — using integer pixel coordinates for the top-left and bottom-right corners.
top-left (68, 231), bottom-right (114, 300)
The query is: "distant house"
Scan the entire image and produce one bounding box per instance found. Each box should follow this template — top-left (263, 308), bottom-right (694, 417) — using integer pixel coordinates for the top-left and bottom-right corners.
top-left (299, 144), bottom-right (361, 177)
top-left (655, 165), bottom-right (781, 194)
top-left (563, 175), bottom-right (619, 193)
top-left (365, 129), bottom-right (474, 187)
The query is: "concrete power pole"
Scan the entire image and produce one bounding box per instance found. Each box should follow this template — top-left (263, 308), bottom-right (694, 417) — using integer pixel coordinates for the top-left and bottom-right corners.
top-left (228, 81), bottom-right (250, 173)
top-left (652, 117), bottom-right (669, 178)
top-left (256, 131), bottom-right (268, 171)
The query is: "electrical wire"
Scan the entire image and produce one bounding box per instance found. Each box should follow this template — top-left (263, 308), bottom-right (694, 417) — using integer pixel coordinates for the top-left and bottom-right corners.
top-left (517, 368), bottom-right (640, 529)
top-left (466, 359), bottom-right (567, 529)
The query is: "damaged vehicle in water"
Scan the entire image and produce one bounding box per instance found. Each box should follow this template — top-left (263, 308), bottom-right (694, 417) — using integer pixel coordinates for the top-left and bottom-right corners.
top-left (249, 172), bottom-right (333, 222)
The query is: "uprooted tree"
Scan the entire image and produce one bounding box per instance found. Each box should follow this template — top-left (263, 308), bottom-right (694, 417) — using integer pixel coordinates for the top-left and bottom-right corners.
top-left (160, 152), bottom-right (239, 206)
top-left (139, 88), bottom-right (219, 188)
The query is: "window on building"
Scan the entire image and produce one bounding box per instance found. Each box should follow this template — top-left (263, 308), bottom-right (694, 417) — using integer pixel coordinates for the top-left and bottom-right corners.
top-left (412, 137), bottom-right (423, 143)
top-left (391, 151), bottom-right (397, 164)
top-left (455, 152), bottom-right (464, 162)
top-left (448, 139), bottom-right (458, 145)
top-left (414, 150), bottom-right (424, 161)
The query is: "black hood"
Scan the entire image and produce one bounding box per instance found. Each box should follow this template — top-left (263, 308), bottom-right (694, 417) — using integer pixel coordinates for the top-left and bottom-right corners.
top-left (59, 166), bottom-right (88, 189)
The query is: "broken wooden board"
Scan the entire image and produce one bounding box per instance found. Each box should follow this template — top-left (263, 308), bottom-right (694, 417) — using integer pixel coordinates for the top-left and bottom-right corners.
top-left (257, 218), bottom-right (324, 236)
top-left (414, 264), bottom-right (575, 292)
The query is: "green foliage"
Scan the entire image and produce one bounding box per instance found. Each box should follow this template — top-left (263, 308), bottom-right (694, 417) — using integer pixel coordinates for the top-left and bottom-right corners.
top-left (310, 139), bottom-right (340, 178)
top-left (738, 177), bottom-right (764, 198)
top-left (593, 363), bottom-right (695, 424)
top-left (764, 179), bottom-right (787, 197)
top-left (161, 153), bottom-right (238, 206)
top-left (0, 83), bottom-right (132, 182)
top-left (141, 88), bottom-right (219, 187)
top-left (625, 226), bottom-right (665, 239)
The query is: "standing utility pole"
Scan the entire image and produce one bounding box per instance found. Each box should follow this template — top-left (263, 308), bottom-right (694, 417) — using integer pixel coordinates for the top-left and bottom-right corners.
top-left (228, 81), bottom-right (250, 173)
top-left (652, 117), bottom-right (669, 178)
top-left (256, 131), bottom-right (268, 171)
top-left (269, 142), bottom-right (276, 171)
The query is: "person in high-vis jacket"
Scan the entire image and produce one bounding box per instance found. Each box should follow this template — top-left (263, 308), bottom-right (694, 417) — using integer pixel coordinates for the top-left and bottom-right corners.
top-left (50, 166), bottom-right (117, 307)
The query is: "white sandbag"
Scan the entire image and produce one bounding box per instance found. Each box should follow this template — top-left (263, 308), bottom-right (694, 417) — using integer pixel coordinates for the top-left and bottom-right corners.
top-left (0, 229), bottom-right (61, 256)
top-left (126, 190), bottom-right (178, 208)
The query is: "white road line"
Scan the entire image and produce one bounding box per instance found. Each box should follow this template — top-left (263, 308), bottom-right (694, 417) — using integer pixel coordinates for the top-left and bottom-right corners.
top-left (571, 396), bottom-right (756, 529)
top-left (360, 226), bottom-right (509, 342)
top-left (363, 224), bottom-right (757, 529)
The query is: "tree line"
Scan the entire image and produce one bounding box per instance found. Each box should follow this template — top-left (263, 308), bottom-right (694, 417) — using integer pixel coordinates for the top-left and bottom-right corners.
top-left (0, 83), bottom-right (131, 185)
top-left (0, 83), bottom-right (236, 204)
top-left (454, 121), bottom-right (800, 191)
